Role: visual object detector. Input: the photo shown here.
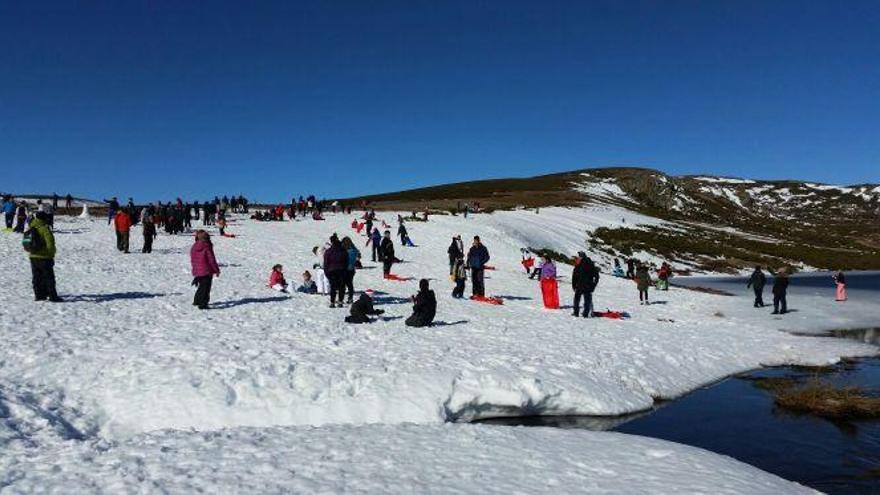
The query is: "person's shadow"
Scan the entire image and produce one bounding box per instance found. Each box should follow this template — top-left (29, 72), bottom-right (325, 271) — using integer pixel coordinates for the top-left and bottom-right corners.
top-left (211, 296), bottom-right (289, 309)
top-left (65, 292), bottom-right (178, 303)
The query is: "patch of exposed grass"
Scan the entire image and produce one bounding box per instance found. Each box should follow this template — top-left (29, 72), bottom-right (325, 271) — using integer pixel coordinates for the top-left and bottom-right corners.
top-left (756, 377), bottom-right (880, 419)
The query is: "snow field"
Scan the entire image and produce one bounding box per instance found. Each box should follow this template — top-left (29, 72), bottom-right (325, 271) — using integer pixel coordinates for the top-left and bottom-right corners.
top-left (0, 211), bottom-right (875, 441)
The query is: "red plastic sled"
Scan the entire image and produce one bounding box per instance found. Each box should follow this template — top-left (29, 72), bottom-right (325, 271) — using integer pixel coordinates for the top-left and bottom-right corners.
top-left (384, 274), bottom-right (413, 282)
top-left (540, 278), bottom-right (560, 309)
top-left (221, 232), bottom-right (237, 238)
top-left (592, 310), bottom-right (629, 319)
top-left (470, 295), bottom-right (504, 305)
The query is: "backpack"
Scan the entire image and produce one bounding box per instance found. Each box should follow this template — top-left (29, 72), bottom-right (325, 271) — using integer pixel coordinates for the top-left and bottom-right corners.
top-left (22, 226), bottom-right (43, 253)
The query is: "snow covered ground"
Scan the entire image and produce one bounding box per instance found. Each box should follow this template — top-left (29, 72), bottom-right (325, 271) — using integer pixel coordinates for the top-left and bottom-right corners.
top-left (1, 423), bottom-right (814, 494)
top-left (1, 209), bottom-right (877, 492)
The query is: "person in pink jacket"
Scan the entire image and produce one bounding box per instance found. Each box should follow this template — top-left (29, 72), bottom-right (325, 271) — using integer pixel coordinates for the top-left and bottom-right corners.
top-left (190, 230), bottom-right (220, 309)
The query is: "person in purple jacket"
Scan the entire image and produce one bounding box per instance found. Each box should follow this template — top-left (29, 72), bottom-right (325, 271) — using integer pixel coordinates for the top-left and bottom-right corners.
top-left (323, 234), bottom-right (348, 308)
top-left (190, 229), bottom-right (220, 309)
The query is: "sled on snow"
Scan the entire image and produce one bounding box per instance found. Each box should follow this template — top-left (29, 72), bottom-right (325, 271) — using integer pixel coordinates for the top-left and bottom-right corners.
top-left (470, 295), bottom-right (504, 305)
top-left (592, 310), bottom-right (630, 319)
top-left (384, 274), bottom-right (414, 282)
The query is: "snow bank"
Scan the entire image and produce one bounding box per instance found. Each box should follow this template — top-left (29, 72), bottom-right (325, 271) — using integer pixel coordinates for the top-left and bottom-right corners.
top-left (0, 423), bottom-right (813, 494)
top-left (0, 214), bottom-right (875, 442)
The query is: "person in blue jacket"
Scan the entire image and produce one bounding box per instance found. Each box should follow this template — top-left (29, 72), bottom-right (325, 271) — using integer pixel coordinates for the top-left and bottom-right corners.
top-left (2, 196), bottom-right (16, 230)
top-left (466, 236), bottom-right (490, 297)
top-left (370, 228), bottom-right (382, 262)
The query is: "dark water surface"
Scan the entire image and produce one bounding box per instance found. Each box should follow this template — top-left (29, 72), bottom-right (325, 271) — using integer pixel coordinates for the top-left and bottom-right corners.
top-left (674, 270), bottom-right (880, 301)
top-left (480, 350), bottom-right (880, 494)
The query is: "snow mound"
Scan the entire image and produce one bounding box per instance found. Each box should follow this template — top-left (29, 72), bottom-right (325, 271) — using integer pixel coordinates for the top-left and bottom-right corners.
top-left (0, 423), bottom-right (814, 494)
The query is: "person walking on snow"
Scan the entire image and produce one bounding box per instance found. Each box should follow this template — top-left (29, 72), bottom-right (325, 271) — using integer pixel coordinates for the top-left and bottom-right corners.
top-left (406, 279), bottom-right (437, 327)
top-left (104, 197), bottom-right (120, 225)
top-left (833, 271), bottom-right (847, 302)
top-left (626, 258), bottom-right (636, 279)
top-left (190, 230), bottom-right (220, 310)
top-left (538, 255), bottom-right (560, 309)
top-left (114, 208), bottom-right (132, 253)
top-left (769, 268), bottom-right (789, 314)
top-left (635, 264), bottom-right (651, 305)
top-left (323, 235), bottom-right (348, 308)
top-left (25, 212), bottom-right (61, 302)
top-left (572, 252), bottom-right (600, 317)
top-left (746, 266), bottom-right (766, 307)
top-left (398, 223), bottom-right (409, 246)
top-left (447, 235), bottom-right (464, 277)
top-left (466, 236), bottom-right (490, 297)
top-left (380, 230), bottom-right (395, 277)
top-left (2, 196), bottom-right (15, 230)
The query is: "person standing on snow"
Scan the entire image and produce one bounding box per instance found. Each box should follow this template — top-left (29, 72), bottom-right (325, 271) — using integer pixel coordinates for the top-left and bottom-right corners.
top-left (370, 228), bottom-right (382, 262)
top-left (451, 254), bottom-right (467, 298)
top-left (746, 266), bottom-right (766, 308)
top-left (397, 223), bottom-right (409, 246)
top-left (2, 195), bottom-right (15, 230)
top-left (447, 235), bottom-right (464, 277)
top-left (833, 271), bottom-right (847, 302)
top-left (114, 208), bottom-right (132, 253)
top-left (769, 268), bottom-right (789, 315)
top-left (538, 255), bottom-right (560, 309)
top-left (380, 230), bottom-right (396, 277)
top-left (190, 230), bottom-right (220, 310)
top-left (104, 197), bottom-right (120, 225)
top-left (25, 212), bottom-right (62, 302)
top-left (572, 252), bottom-right (600, 317)
top-left (635, 263), bottom-right (651, 305)
top-left (323, 235), bottom-right (348, 308)
top-left (141, 210), bottom-right (156, 253)
top-left (626, 258), bottom-right (636, 279)
top-left (466, 236), bottom-right (490, 297)
top-left (342, 236), bottom-right (360, 304)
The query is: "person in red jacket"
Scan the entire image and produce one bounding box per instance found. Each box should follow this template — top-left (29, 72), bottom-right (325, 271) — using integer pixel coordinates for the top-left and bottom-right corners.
top-left (114, 208), bottom-right (132, 253)
top-left (268, 264), bottom-right (288, 292)
top-left (190, 230), bottom-right (221, 309)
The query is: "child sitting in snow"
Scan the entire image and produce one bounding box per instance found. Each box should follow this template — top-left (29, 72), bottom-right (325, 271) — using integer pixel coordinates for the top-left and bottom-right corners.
top-left (297, 270), bottom-right (318, 294)
top-left (268, 264), bottom-right (288, 292)
top-left (345, 292), bottom-right (384, 324)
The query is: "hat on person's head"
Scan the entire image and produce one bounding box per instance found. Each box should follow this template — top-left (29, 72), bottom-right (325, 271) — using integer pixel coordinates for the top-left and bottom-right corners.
top-left (419, 279), bottom-right (429, 291)
top-left (577, 251), bottom-right (587, 259)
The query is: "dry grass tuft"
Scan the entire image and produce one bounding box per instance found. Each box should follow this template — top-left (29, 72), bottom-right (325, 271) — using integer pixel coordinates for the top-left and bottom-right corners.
top-left (767, 378), bottom-right (880, 419)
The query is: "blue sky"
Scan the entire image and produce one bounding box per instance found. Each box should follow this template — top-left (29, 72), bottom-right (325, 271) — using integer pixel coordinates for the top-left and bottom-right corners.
top-left (1, 1), bottom-right (877, 201)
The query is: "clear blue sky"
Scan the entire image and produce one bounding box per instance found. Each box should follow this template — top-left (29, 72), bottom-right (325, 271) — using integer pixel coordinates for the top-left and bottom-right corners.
top-left (1, 1), bottom-right (877, 201)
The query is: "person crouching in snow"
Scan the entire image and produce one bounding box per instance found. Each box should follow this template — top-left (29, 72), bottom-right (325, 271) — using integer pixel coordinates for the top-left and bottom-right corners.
top-left (406, 279), bottom-right (437, 327)
top-left (268, 264), bottom-right (289, 293)
top-left (833, 271), bottom-right (847, 302)
top-left (451, 254), bottom-right (467, 298)
top-left (297, 271), bottom-right (318, 294)
top-left (538, 255), bottom-right (560, 309)
top-left (190, 230), bottom-right (220, 310)
top-left (345, 292), bottom-right (384, 324)
top-left (635, 263), bottom-right (651, 305)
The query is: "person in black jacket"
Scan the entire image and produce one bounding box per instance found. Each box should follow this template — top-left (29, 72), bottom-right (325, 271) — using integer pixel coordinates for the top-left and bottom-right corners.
top-left (345, 293), bottom-right (384, 324)
top-left (447, 235), bottom-right (463, 276)
top-left (571, 252), bottom-right (600, 317)
top-left (380, 230), bottom-right (395, 277)
top-left (769, 268), bottom-right (789, 315)
top-left (323, 234), bottom-right (348, 308)
top-left (746, 266), bottom-right (766, 307)
top-left (406, 279), bottom-right (437, 327)
top-left (466, 236), bottom-right (490, 297)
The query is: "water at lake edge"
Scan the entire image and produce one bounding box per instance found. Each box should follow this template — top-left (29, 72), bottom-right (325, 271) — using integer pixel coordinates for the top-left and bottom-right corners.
top-left (477, 336), bottom-right (880, 494)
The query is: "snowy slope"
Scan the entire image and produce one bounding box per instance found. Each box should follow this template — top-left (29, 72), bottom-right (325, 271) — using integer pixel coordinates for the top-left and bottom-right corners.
top-left (0, 423), bottom-right (814, 494)
top-left (0, 213), bottom-right (876, 441)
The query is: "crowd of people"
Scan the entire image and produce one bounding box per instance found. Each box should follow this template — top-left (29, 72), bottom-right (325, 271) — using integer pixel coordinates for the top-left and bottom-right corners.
top-left (8, 194), bottom-right (851, 322)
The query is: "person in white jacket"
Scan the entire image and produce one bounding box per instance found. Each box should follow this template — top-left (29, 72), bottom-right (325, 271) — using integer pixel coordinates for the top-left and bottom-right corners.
top-left (311, 244), bottom-right (330, 295)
